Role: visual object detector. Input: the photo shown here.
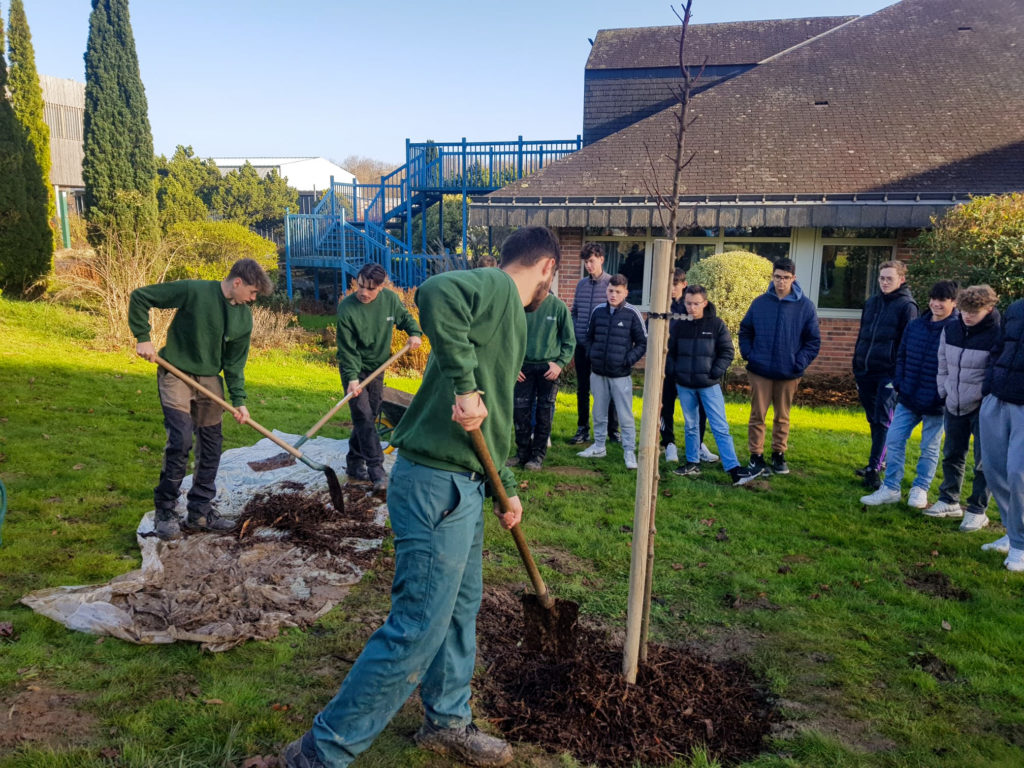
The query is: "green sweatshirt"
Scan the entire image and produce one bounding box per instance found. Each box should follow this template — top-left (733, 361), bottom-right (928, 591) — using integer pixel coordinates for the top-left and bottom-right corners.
top-left (335, 288), bottom-right (422, 388)
top-left (392, 268), bottom-right (526, 496)
top-left (524, 293), bottom-right (575, 367)
top-left (128, 280), bottom-right (253, 406)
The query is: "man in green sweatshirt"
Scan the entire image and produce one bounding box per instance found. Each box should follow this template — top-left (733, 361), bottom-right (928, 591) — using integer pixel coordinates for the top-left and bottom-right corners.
top-left (509, 291), bottom-right (574, 470)
top-left (336, 264), bottom-right (423, 491)
top-left (283, 227), bottom-right (561, 768)
top-left (129, 258), bottom-right (273, 540)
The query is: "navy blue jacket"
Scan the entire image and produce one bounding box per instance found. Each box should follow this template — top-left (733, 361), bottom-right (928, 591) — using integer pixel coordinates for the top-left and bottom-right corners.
top-left (852, 284), bottom-right (919, 379)
top-left (893, 310), bottom-right (960, 415)
top-left (667, 303), bottom-right (733, 389)
top-left (739, 281), bottom-right (821, 380)
top-left (585, 301), bottom-right (648, 378)
top-left (572, 272), bottom-right (612, 344)
top-left (989, 299), bottom-right (1024, 405)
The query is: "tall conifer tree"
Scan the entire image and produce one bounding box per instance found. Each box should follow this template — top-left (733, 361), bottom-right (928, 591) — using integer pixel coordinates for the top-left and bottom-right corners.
top-left (7, 0), bottom-right (54, 223)
top-left (82, 0), bottom-right (157, 243)
top-left (0, 8), bottom-right (52, 293)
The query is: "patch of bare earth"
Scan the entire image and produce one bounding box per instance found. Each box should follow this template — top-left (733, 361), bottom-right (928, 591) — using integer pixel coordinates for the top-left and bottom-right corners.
top-left (0, 685), bottom-right (100, 750)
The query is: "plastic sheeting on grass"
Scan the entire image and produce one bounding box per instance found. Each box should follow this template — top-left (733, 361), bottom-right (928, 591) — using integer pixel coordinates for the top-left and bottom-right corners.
top-left (21, 433), bottom-right (393, 652)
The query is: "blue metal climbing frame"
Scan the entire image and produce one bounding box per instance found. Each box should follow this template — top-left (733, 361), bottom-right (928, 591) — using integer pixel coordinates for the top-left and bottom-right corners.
top-left (285, 136), bottom-right (581, 299)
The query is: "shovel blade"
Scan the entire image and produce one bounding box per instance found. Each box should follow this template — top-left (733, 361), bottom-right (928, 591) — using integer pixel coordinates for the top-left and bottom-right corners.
top-left (521, 593), bottom-right (580, 658)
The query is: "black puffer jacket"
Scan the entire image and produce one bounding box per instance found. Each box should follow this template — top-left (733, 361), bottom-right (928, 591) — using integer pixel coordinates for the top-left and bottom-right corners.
top-left (585, 301), bottom-right (648, 378)
top-left (668, 303), bottom-right (733, 389)
top-left (989, 298), bottom-right (1024, 405)
top-left (663, 296), bottom-right (686, 380)
top-left (852, 285), bottom-right (919, 378)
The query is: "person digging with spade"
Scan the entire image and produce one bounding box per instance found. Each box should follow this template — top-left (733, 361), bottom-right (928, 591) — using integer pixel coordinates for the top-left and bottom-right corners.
top-left (282, 226), bottom-right (561, 768)
top-left (129, 258), bottom-right (273, 540)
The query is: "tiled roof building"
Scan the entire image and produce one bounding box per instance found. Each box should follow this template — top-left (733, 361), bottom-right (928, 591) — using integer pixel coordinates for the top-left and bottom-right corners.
top-left (472, 0), bottom-right (1024, 375)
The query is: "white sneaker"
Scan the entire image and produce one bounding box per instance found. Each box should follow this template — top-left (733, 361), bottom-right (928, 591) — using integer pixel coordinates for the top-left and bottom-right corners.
top-left (981, 535), bottom-right (1010, 554)
top-left (665, 443), bottom-right (679, 463)
top-left (699, 443), bottom-right (719, 463)
top-left (577, 443), bottom-right (607, 459)
top-left (959, 512), bottom-right (989, 532)
top-left (907, 487), bottom-right (928, 509)
top-left (860, 486), bottom-right (901, 505)
top-left (923, 500), bottom-right (963, 518)
top-left (624, 451), bottom-right (638, 470)
top-left (1005, 548), bottom-right (1024, 572)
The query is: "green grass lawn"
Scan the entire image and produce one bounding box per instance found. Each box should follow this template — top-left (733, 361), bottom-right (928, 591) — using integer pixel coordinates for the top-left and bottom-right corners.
top-left (1, 296), bottom-right (1023, 768)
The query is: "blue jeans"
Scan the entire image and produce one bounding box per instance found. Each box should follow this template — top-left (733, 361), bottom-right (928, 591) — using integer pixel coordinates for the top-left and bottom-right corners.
top-left (677, 384), bottom-right (740, 471)
top-left (311, 456), bottom-right (485, 766)
top-left (881, 403), bottom-right (944, 493)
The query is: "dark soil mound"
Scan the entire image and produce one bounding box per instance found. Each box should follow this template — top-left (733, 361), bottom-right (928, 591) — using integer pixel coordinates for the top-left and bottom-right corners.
top-left (727, 373), bottom-right (859, 408)
top-left (476, 589), bottom-right (775, 766)
top-left (236, 485), bottom-right (388, 568)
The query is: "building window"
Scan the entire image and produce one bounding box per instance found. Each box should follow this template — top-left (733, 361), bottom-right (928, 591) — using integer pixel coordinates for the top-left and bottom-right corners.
top-left (817, 231), bottom-right (897, 311)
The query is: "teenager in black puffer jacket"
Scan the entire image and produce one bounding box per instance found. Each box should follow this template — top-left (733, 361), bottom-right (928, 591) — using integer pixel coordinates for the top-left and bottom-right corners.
top-left (667, 286), bottom-right (759, 486)
top-left (851, 260), bottom-right (919, 488)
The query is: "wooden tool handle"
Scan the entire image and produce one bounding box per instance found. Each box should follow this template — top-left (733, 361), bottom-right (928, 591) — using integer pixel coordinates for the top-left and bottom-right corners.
top-left (467, 429), bottom-right (554, 609)
top-left (304, 341), bottom-right (413, 440)
top-left (153, 356), bottom-right (304, 459)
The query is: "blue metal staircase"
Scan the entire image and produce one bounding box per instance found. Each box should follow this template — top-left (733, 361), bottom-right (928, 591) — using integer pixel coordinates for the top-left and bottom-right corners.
top-left (284, 136), bottom-right (581, 299)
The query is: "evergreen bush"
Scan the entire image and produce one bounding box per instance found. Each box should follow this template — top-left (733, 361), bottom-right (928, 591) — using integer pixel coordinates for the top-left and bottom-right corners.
top-left (686, 250), bottom-right (773, 364)
top-left (909, 193), bottom-right (1024, 308)
top-left (165, 220), bottom-right (278, 282)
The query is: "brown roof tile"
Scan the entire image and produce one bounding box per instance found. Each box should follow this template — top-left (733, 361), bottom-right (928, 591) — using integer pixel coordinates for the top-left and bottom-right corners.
top-left (489, 0), bottom-right (1024, 200)
top-left (586, 16), bottom-right (857, 69)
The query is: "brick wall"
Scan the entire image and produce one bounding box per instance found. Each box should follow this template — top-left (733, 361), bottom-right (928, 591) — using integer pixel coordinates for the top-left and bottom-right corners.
top-left (806, 318), bottom-right (858, 377)
top-left (555, 228), bottom-right (585, 306)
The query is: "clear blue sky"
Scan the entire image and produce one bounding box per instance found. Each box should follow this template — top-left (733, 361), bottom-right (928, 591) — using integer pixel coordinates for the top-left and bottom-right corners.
top-left (22, 0), bottom-right (894, 166)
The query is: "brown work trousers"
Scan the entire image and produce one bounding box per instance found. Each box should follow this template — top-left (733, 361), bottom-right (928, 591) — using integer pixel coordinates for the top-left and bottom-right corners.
top-left (747, 371), bottom-right (801, 455)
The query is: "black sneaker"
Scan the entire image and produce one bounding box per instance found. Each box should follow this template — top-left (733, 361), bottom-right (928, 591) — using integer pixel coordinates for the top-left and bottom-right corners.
top-left (153, 513), bottom-right (182, 540)
top-left (674, 462), bottom-right (701, 477)
top-left (414, 721), bottom-right (513, 767)
top-left (729, 466), bottom-right (760, 486)
top-left (862, 468), bottom-right (881, 490)
top-left (855, 462), bottom-right (884, 477)
top-left (506, 455), bottom-right (524, 468)
top-left (567, 427), bottom-right (589, 445)
top-left (748, 453), bottom-right (768, 474)
top-left (771, 452), bottom-right (789, 475)
top-left (184, 508), bottom-right (236, 532)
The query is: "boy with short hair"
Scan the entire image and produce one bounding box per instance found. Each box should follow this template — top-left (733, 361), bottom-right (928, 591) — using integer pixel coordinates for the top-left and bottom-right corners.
top-left (861, 280), bottom-right (959, 508)
top-left (577, 274), bottom-right (647, 469)
top-left (668, 286), bottom-right (758, 486)
top-left (336, 264), bottom-right (423, 491)
top-left (738, 257), bottom-right (821, 475)
top-left (925, 285), bottom-right (1000, 530)
top-left (852, 260), bottom-right (919, 489)
top-left (661, 269), bottom-right (715, 464)
top-left (570, 243), bottom-right (618, 444)
top-left (129, 258), bottom-right (273, 539)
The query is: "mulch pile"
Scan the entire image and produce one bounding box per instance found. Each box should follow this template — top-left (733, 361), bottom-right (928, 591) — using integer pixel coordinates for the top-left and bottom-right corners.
top-left (726, 373), bottom-right (859, 408)
top-left (476, 589), bottom-right (775, 766)
top-left (235, 483), bottom-right (388, 568)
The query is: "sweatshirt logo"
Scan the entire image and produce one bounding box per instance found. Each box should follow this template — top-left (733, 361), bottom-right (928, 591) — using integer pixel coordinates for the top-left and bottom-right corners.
top-left (386, 316), bottom-right (395, 322)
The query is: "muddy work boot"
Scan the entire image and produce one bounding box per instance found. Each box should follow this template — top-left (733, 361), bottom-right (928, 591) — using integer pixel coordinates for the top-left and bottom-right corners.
top-left (414, 721), bottom-right (513, 767)
top-left (184, 507), bottom-right (236, 532)
top-left (281, 731), bottom-right (325, 768)
top-left (153, 511), bottom-right (182, 540)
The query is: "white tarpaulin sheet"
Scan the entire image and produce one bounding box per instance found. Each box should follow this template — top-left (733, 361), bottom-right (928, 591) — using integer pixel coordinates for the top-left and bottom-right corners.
top-left (21, 433), bottom-right (393, 652)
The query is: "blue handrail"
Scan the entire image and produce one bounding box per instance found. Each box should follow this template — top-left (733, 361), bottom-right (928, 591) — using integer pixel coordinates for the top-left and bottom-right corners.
top-left (285, 135), bottom-right (581, 293)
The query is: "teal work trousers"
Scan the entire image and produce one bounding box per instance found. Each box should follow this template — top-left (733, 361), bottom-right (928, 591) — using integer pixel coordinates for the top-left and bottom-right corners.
top-left (311, 455), bottom-right (485, 766)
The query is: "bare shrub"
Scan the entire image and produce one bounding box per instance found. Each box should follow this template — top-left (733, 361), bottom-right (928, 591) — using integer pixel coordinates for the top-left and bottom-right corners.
top-left (249, 305), bottom-right (306, 350)
top-left (388, 285), bottom-right (430, 375)
top-left (51, 231), bottom-right (177, 347)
